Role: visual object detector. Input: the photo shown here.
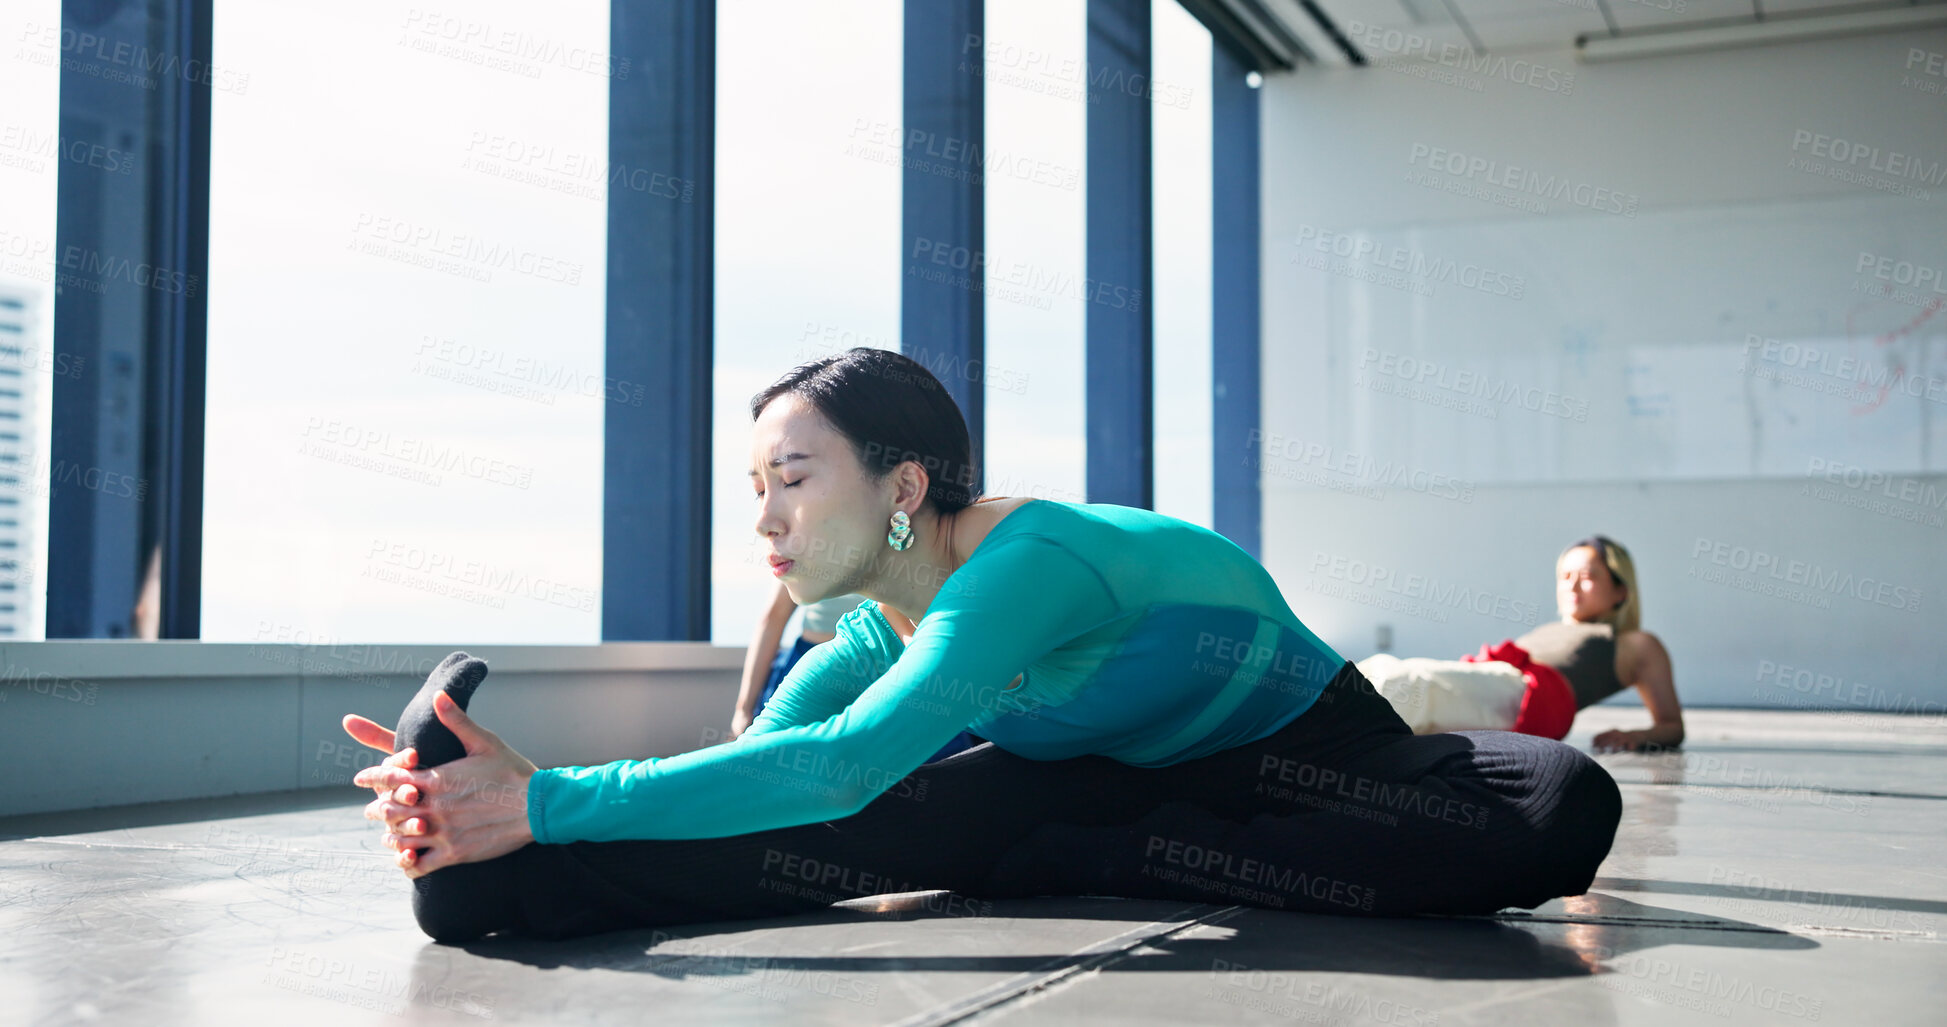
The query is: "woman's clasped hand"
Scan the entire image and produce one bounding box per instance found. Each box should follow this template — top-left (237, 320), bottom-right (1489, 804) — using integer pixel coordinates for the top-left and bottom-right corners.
top-left (342, 691), bottom-right (540, 879)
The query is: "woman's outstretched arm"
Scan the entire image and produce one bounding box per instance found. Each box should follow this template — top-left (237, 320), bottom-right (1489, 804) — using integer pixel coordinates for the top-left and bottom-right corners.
top-left (1594, 630), bottom-right (1683, 752)
top-left (524, 533), bottom-right (1118, 843)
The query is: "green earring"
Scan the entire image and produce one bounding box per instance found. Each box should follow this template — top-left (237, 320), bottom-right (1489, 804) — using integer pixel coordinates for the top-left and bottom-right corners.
top-left (887, 510), bottom-right (913, 551)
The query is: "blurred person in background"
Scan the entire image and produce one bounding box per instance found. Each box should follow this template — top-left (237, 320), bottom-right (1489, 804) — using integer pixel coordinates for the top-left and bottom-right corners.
top-left (1358, 536), bottom-right (1682, 753)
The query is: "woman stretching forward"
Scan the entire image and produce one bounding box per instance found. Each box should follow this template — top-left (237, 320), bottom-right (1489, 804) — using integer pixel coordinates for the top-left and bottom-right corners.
top-left (344, 348), bottom-right (1622, 943)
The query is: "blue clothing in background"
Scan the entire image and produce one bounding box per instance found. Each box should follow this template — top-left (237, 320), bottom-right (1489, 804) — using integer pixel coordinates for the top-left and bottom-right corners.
top-left (755, 634), bottom-right (976, 765)
top-left (754, 634), bottom-right (817, 712)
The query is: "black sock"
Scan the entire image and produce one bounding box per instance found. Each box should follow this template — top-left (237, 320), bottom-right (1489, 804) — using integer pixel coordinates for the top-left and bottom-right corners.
top-left (394, 651), bottom-right (489, 768)
top-left (393, 651), bottom-right (518, 943)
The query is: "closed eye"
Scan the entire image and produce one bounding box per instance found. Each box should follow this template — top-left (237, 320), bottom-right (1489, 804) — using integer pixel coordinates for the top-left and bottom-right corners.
top-left (753, 479), bottom-right (804, 499)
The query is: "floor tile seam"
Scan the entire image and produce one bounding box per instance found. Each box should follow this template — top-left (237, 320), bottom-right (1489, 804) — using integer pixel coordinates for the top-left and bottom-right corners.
top-left (1613, 745), bottom-right (1947, 755)
top-left (1768, 924), bottom-right (1942, 941)
top-left (1475, 911), bottom-right (1943, 941)
top-left (885, 904), bottom-right (1247, 1026)
top-left (1617, 782), bottom-right (1947, 801)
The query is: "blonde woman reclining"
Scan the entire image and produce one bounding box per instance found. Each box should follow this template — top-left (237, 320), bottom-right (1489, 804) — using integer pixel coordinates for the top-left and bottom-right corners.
top-left (1358, 536), bottom-right (1681, 753)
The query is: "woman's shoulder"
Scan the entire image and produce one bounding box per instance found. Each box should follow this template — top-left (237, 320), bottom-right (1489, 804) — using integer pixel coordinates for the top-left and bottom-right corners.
top-left (1614, 628), bottom-right (1668, 666)
top-left (989, 498), bottom-right (1236, 548)
top-left (833, 599), bottom-right (906, 649)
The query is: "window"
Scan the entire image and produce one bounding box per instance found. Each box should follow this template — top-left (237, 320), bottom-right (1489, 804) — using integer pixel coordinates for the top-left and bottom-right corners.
top-left (203, 0), bottom-right (610, 644)
top-left (1152, 0), bottom-right (1214, 527)
top-left (982, 0), bottom-right (1089, 509)
top-left (710, 0), bottom-right (903, 643)
top-left (0, 2), bottom-right (73, 639)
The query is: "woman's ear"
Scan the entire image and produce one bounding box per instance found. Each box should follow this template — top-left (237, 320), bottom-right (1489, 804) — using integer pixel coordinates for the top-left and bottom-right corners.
top-left (895, 459), bottom-right (931, 512)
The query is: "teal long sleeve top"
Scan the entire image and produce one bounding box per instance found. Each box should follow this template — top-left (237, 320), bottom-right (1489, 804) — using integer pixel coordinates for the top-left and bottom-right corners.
top-left (526, 500), bottom-right (1345, 843)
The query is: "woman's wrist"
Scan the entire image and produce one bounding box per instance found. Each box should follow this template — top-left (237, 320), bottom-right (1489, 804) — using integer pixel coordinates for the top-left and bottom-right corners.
top-left (513, 766), bottom-right (537, 844)
top-left (524, 767), bottom-right (553, 845)
top-left (1643, 723), bottom-right (1683, 747)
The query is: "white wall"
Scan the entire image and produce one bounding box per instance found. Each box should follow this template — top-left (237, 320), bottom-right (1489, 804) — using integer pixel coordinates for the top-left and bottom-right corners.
top-left (1257, 29), bottom-right (1947, 710)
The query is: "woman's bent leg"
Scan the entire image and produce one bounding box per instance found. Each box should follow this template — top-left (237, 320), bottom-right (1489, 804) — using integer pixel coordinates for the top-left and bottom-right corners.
top-left (991, 663), bottom-right (1621, 917)
top-left (1017, 731), bottom-right (1619, 916)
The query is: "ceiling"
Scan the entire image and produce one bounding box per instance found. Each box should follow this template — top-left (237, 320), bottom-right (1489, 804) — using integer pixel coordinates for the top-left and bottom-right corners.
top-left (1272, 0), bottom-right (1945, 65)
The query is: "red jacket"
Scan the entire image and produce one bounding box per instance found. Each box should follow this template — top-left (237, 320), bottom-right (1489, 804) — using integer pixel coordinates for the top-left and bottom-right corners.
top-left (1459, 640), bottom-right (1577, 740)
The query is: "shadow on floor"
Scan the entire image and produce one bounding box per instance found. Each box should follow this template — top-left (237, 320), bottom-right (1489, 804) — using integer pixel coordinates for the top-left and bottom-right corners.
top-left (0, 788), bottom-right (367, 841)
top-left (424, 888), bottom-right (1815, 992)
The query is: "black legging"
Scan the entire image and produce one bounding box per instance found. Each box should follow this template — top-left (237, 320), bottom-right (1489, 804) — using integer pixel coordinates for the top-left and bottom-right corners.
top-left (410, 660), bottom-right (1622, 943)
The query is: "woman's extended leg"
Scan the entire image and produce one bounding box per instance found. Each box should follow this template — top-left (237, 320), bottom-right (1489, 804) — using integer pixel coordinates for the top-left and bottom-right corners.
top-left (410, 662), bottom-right (1621, 942)
top-left (411, 739), bottom-right (1178, 943)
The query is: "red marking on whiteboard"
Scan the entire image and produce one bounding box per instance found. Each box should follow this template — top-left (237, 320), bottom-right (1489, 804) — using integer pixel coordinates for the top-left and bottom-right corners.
top-left (1845, 282), bottom-right (1942, 415)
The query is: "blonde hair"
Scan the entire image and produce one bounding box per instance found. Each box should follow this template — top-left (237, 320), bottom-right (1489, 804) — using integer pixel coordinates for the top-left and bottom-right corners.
top-left (1560, 535), bottom-right (1640, 635)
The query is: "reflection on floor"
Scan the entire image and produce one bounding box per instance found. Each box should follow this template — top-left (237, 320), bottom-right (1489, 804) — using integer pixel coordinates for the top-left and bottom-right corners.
top-left (2, 708), bottom-right (1941, 1025)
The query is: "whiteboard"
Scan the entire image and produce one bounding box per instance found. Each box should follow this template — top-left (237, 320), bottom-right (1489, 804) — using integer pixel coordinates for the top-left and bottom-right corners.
top-left (1288, 191), bottom-right (1947, 484)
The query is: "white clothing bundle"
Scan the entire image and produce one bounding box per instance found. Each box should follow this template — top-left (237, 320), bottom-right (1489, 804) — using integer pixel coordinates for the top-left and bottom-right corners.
top-left (1355, 654), bottom-right (1528, 734)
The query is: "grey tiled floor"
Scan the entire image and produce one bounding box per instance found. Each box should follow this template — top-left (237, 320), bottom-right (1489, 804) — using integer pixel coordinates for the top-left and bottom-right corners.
top-left (3, 708), bottom-right (1941, 1025)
